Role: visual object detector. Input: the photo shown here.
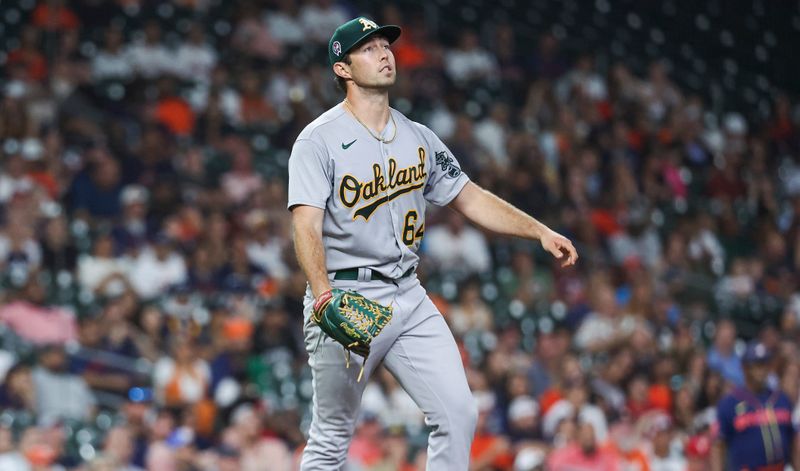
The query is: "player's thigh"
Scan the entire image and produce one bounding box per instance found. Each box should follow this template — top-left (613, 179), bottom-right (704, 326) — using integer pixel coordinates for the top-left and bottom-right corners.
top-left (381, 304), bottom-right (473, 418)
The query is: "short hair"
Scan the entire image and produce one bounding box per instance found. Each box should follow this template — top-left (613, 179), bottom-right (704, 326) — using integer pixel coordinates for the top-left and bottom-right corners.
top-left (334, 53), bottom-right (352, 92)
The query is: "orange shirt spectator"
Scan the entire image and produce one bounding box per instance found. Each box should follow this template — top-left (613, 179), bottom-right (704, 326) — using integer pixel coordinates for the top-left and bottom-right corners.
top-left (470, 432), bottom-right (514, 470)
top-left (156, 97), bottom-right (196, 136)
top-left (31, 0), bottom-right (80, 32)
top-left (240, 96), bottom-right (277, 125)
top-left (7, 49), bottom-right (47, 82)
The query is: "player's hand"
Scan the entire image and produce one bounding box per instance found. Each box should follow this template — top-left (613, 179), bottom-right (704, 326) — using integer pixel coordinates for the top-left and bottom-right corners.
top-left (540, 229), bottom-right (578, 267)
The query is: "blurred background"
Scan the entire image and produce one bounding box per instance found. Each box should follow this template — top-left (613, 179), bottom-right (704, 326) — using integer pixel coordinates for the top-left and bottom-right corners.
top-left (0, 0), bottom-right (799, 469)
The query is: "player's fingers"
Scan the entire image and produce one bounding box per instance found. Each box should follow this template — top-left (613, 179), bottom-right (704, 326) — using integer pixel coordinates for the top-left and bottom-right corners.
top-left (546, 243), bottom-right (564, 260)
top-left (563, 243), bottom-right (578, 266)
top-left (553, 239), bottom-right (577, 267)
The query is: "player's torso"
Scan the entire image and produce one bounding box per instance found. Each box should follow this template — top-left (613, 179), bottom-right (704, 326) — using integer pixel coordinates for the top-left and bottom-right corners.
top-left (725, 391), bottom-right (793, 467)
top-left (319, 108), bottom-right (430, 274)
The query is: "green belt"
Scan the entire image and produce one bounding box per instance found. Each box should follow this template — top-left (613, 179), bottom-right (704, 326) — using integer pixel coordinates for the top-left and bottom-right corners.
top-left (332, 267), bottom-right (414, 282)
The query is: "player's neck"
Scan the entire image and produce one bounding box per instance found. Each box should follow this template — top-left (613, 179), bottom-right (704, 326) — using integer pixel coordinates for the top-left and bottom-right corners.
top-left (344, 89), bottom-right (390, 133)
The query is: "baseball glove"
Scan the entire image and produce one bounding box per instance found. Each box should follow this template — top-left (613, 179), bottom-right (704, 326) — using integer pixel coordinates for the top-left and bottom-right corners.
top-left (312, 288), bottom-right (392, 381)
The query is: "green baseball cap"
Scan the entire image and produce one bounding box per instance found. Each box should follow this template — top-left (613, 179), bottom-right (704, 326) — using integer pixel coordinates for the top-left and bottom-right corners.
top-left (328, 17), bottom-right (402, 66)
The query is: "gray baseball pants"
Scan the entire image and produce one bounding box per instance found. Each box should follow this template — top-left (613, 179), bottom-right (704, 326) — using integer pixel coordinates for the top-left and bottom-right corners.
top-left (299, 274), bottom-right (478, 470)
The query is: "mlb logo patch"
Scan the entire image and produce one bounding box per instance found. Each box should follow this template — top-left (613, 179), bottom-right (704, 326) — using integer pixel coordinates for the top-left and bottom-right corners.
top-left (332, 41), bottom-right (342, 56)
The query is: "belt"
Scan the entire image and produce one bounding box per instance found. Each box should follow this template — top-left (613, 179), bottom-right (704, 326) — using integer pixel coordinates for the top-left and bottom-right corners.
top-left (332, 267), bottom-right (414, 282)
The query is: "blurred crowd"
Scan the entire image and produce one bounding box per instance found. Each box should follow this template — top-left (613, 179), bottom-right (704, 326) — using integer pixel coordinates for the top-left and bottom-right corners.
top-left (0, 0), bottom-right (799, 470)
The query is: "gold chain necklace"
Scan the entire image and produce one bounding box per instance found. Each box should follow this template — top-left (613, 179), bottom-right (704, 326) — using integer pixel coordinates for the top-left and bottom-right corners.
top-left (343, 99), bottom-right (397, 144)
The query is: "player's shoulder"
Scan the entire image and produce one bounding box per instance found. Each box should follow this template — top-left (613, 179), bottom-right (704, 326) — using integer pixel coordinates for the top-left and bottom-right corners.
top-left (392, 109), bottom-right (435, 137)
top-left (295, 104), bottom-right (349, 142)
top-left (774, 389), bottom-right (793, 407)
top-left (716, 392), bottom-right (739, 412)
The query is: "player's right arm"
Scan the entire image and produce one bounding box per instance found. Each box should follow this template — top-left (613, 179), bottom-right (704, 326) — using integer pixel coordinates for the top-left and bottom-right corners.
top-left (291, 205), bottom-right (332, 299)
top-left (712, 396), bottom-right (734, 471)
top-left (287, 136), bottom-right (333, 300)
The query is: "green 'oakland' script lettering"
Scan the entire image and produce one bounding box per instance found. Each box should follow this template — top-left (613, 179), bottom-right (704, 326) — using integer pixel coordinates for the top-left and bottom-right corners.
top-left (339, 149), bottom-right (428, 219)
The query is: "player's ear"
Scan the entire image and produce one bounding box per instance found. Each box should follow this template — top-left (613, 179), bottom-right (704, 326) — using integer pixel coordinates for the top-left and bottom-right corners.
top-left (333, 62), bottom-right (352, 80)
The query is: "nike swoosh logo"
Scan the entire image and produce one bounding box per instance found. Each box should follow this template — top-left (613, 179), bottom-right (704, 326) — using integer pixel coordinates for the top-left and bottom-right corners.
top-left (342, 139), bottom-right (357, 149)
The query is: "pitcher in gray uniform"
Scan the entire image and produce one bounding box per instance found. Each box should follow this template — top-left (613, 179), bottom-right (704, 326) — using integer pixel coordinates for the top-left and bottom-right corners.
top-left (288, 17), bottom-right (578, 470)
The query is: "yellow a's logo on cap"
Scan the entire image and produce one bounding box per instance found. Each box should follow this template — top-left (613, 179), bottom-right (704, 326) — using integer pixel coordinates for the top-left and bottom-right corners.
top-left (358, 18), bottom-right (378, 31)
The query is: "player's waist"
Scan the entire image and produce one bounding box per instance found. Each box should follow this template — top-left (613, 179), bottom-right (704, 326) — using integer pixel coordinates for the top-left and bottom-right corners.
top-left (331, 266), bottom-right (415, 282)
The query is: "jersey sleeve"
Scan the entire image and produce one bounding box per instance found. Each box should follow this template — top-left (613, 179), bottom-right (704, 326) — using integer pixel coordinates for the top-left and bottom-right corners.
top-left (287, 138), bottom-right (332, 210)
top-left (421, 128), bottom-right (470, 206)
top-left (716, 395), bottom-right (735, 442)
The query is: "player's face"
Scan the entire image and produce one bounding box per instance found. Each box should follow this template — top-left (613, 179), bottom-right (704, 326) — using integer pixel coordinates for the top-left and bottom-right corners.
top-left (347, 35), bottom-right (396, 89)
top-left (744, 362), bottom-right (769, 389)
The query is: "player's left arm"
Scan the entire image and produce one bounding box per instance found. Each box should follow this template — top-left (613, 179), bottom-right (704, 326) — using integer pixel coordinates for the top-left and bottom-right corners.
top-left (449, 181), bottom-right (578, 267)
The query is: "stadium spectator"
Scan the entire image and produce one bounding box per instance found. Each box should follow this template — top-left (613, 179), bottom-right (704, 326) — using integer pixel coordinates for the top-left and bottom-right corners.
top-left (713, 341), bottom-right (799, 470)
top-left (547, 421), bottom-right (620, 470)
top-left (92, 26), bottom-right (134, 83)
top-left (424, 210), bottom-right (492, 277)
top-left (126, 20), bottom-right (172, 80)
top-left (0, 274), bottom-right (77, 346)
top-left (32, 344), bottom-right (95, 422)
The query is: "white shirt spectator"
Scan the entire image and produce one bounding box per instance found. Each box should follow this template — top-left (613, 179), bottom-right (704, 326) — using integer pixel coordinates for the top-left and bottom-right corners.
top-left (607, 228), bottom-right (662, 269)
top-left (0, 450), bottom-right (29, 471)
top-left (77, 253), bottom-right (131, 295)
top-left (361, 382), bottom-right (425, 431)
top-left (574, 313), bottom-right (641, 353)
top-left (172, 41), bottom-right (217, 84)
top-left (445, 50), bottom-right (496, 82)
top-left (687, 226), bottom-right (725, 275)
top-left (299, 1), bottom-right (348, 43)
top-left (474, 117), bottom-right (508, 169)
top-left (444, 34), bottom-right (497, 83)
top-left (0, 172), bottom-right (35, 204)
top-left (153, 356), bottom-right (210, 404)
top-left (246, 238), bottom-right (289, 280)
top-left (542, 399), bottom-right (608, 442)
top-left (649, 452), bottom-right (687, 471)
top-left (221, 171), bottom-right (263, 206)
top-left (188, 84), bottom-right (241, 124)
top-left (555, 67), bottom-right (608, 103)
top-left (128, 246), bottom-right (187, 300)
top-left (92, 49), bottom-right (134, 82)
top-left (33, 366), bottom-right (96, 422)
top-left (0, 234), bottom-right (41, 269)
top-left (126, 41), bottom-right (173, 80)
top-left (264, 10), bottom-right (305, 46)
top-left (267, 69), bottom-right (311, 108)
top-left (424, 218), bottom-right (492, 275)
top-left (426, 103), bottom-right (457, 141)
top-left (92, 27), bottom-right (132, 82)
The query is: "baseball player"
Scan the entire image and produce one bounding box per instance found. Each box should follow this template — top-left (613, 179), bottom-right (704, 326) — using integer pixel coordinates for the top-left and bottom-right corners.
top-left (288, 17), bottom-right (578, 470)
top-left (713, 341), bottom-right (799, 471)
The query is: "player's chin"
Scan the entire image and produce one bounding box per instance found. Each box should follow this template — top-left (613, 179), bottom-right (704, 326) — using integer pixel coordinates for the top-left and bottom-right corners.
top-left (366, 77), bottom-right (396, 90)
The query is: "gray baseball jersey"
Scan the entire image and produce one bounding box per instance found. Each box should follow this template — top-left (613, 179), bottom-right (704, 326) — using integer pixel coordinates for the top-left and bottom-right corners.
top-left (289, 103), bottom-right (479, 470)
top-left (287, 104), bottom-right (470, 278)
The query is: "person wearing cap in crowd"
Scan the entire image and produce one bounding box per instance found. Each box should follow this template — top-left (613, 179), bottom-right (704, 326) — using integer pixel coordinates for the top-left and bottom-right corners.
top-left (112, 184), bottom-right (153, 253)
top-left (643, 412), bottom-right (685, 471)
top-left (713, 341), bottom-right (800, 471)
